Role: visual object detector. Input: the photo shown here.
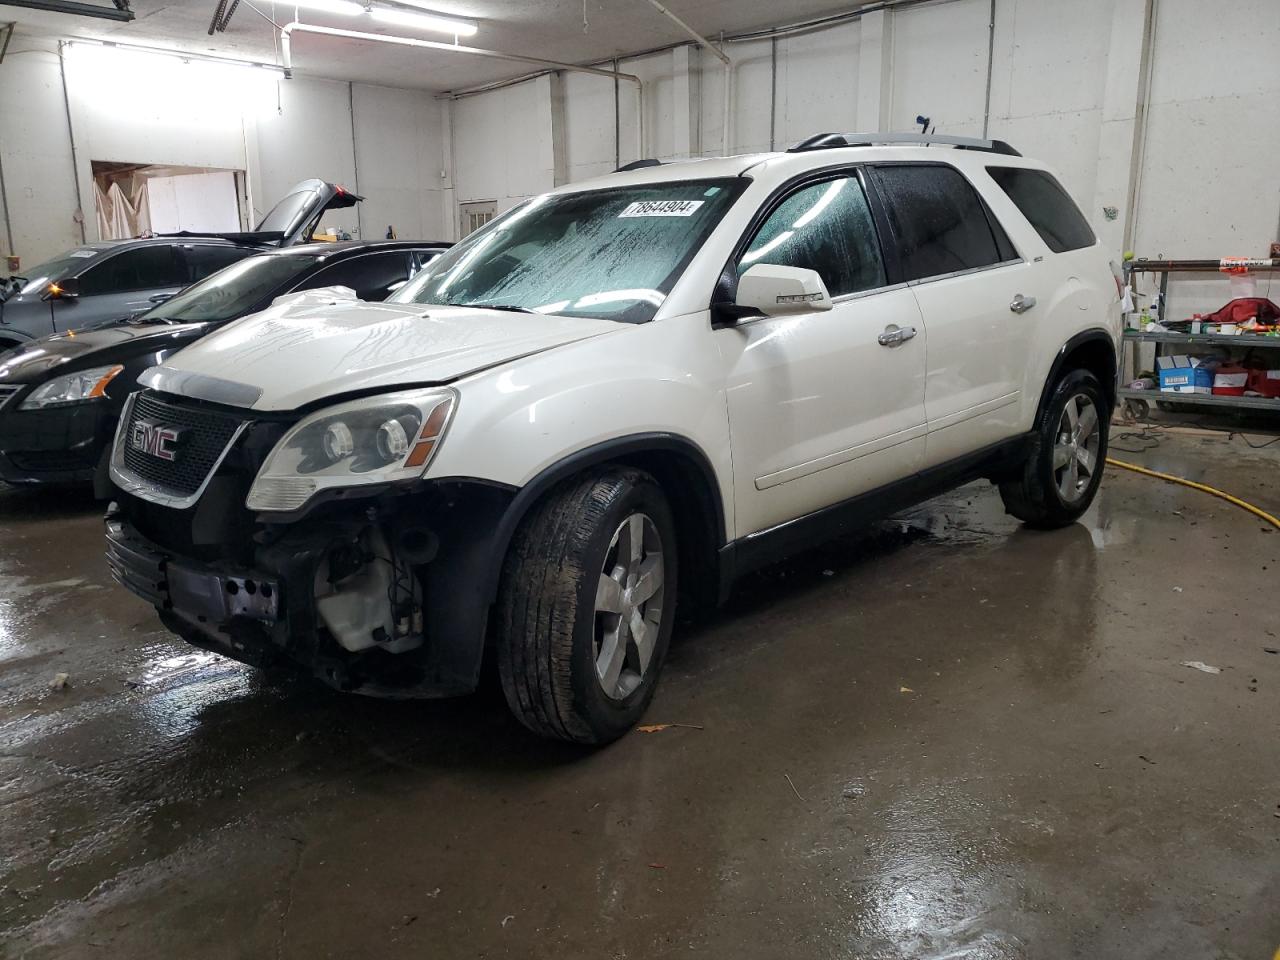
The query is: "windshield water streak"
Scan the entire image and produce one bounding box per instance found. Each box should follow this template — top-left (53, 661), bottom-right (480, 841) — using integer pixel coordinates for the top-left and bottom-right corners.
top-left (393, 178), bottom-right (746, 324)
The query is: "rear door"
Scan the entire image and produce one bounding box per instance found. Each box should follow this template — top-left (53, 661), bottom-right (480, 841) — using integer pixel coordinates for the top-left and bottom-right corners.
top-left (719, 170), bottom-right (927, 536)
top-left (179, 243), bottom-right (257, 285)
top-left (868, 163), bottom-right (1030, 466)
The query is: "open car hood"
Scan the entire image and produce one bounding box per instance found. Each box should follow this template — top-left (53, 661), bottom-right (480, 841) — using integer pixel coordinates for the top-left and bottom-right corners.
top-left (139, 289), bottom-right (620, 411)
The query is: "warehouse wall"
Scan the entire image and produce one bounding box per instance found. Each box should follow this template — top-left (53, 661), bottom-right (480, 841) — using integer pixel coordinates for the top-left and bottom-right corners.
top-left (445, 0), bottom-right (1280, 263)
top-left (0, 39), bottom-right (83, 265)
top-left (0, 38), bottom-right (447, 273)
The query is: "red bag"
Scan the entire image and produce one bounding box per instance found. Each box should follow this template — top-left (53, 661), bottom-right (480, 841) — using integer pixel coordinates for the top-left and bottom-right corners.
top-left (1246, 368), bottom-right (1280, 399)
top-left (1195, 298), bottom-right (1280, 325)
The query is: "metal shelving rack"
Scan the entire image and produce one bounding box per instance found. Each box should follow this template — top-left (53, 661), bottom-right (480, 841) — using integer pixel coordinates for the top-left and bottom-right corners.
top-left (1119, 258), bottom-right (1280, 418)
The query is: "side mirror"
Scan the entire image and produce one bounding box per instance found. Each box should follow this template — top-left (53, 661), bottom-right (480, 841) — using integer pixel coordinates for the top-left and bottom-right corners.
top-left (43, 277), bottom-right (80, 302)
top-left (733, 264), bottom-right (832, 318)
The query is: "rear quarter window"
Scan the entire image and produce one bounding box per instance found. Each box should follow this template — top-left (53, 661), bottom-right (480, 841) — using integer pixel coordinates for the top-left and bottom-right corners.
top-left (986, 167), bottom-right (1096, 253)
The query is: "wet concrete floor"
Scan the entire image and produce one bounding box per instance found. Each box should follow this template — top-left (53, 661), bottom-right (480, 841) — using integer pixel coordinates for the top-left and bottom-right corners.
top-left (1, 429), bottom-right (1278, 959)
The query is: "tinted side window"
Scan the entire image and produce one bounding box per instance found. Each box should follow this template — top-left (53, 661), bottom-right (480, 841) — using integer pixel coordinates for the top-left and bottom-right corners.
top-left (79, 246), bottom-right (184, 295)
top-left (987, 167), bottom-right (1095, 253)
top-left (874, 165), bottom-right (1008, 281)
top-left (738, 175), bottom-right (885, 297)
top-left (297, 252), bottom-right (411, 301)
top-left (182, 245), bottom-right (253, 283)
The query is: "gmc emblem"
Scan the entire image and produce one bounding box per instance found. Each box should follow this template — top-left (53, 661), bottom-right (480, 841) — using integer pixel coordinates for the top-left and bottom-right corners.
top-left (130, 421), bottom-right (184, 462)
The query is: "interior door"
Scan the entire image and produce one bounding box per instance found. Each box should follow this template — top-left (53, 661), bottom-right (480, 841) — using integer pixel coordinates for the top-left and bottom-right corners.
top-left (869, 163), bottom-right (1031, 466)
top-left (718, 172), bottom-right (928, 537)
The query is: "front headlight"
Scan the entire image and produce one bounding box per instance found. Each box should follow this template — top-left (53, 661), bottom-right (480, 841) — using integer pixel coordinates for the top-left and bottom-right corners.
top-left (20, 364), bottom-right (124, 410)
top-left (246, 388), bottom-right (457, 512)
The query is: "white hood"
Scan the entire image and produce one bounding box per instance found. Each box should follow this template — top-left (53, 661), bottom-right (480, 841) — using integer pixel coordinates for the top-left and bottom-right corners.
top-left (143, 289), bottom-right (621, 411)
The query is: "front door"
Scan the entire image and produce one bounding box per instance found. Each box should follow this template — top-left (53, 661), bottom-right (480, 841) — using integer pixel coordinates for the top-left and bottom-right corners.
top-left (67, 245), bottom-right (188, 331)
top-left (719, 172), bottom-right (928, 537)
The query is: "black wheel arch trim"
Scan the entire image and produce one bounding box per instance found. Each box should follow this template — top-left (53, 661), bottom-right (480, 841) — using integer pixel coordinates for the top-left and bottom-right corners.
top-left (389, 432), bottom-right (725, 695)
top-left (479, 431), bottom-right (726, 602)
top-left (1037, 328), bottom-right (1118, 417)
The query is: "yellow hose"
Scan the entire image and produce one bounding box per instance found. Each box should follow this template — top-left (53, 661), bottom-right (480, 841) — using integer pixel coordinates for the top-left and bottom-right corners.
top-left (1105, 457), bottom-right (1280, 530)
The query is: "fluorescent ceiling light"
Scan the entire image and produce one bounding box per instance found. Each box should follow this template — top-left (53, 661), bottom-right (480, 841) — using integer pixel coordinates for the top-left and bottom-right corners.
top-left (66, 37), bottom-right (285, 74)
top-left (290, 0), bottom-right (364, 16)
top-left (368, 7), bottom-right (478, 36)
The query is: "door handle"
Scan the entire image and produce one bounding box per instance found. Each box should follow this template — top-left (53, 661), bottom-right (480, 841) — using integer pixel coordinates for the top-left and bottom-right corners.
top-left (877, 324), bottom-right (918, 346)
top-left (1009, 293), bottom-right (1037, 314)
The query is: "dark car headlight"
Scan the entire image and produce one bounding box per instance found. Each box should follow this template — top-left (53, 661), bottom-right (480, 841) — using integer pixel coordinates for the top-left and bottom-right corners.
top-left (19, 365), bottom-right (124, 410)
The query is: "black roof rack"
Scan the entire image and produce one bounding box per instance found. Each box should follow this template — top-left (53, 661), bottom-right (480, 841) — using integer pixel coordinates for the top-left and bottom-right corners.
top-left (787, 132), bottom-right (1021, 157)
top-left (616, 158), bottom-right (663, 172)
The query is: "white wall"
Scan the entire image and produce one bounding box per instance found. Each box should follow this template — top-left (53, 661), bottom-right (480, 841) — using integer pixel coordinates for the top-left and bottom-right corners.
top-left (147, 171), bottom-right (240, 234)
top-left (451, 75), bottom-right (557, 212)
top-left (253, 75), bottom-right (360, 236)
top-left (0, 38), bottom-right (448, 273)
top-left (0, 39), bottom-right (83, 265)
top-left (444, 0), bottom-right (1280, 266)
top-left (352, 84), bottom-right (446, 242)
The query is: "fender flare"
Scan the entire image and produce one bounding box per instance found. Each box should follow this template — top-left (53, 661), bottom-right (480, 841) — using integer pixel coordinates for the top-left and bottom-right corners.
top-left (410, 432), bottom-right (726, 694)
top-left (1034, 328), bottom-right (1118, 419)
top-left (479, 431), bottom-right (727, 603)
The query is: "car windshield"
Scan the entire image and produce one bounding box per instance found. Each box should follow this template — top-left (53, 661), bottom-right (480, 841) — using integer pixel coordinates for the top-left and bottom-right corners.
top-left (139, 254), bottom-right (317, 324)
top-left (256, 188), bottom-right (320, 234)
top-left (15, 249), bottom-right (102, 296)
top-left (391, 178), bottom-right (746, 324)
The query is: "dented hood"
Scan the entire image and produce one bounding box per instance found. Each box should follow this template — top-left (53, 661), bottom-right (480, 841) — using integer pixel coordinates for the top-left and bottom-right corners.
top-left (141, 287), bottom-right (621, 411)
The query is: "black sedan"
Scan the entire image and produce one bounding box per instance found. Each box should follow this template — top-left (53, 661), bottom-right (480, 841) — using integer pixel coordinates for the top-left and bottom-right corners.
top-left (0, 240), bottom-right (447, 495)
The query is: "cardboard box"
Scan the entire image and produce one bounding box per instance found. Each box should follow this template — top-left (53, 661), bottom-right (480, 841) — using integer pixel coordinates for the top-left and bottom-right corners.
top-left (1157, 355), bottom-right (1217, 394)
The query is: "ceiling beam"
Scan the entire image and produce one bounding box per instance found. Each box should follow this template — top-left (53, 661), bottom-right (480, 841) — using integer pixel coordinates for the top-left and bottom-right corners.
top-left (0, 0), bottom-right (134, 22)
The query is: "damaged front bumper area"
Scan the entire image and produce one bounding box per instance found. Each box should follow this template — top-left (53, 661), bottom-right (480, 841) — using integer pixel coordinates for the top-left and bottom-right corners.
top-left (104, 479), bottom-right (514, 698)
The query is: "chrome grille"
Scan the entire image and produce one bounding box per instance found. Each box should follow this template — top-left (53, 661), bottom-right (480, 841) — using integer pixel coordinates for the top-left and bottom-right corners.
top-left (113, 391), bottom-right (249, 507)
top-left (0, 385), bottom-right (20, 409)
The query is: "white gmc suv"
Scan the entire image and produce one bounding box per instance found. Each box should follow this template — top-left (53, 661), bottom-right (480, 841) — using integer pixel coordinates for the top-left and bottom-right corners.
top-left (106, 133), bottom-right (1120, 744)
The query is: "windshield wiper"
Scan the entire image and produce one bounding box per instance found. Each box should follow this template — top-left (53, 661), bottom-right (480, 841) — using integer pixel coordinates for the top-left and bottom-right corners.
top-left (441, 301), bottom-right (537, 315)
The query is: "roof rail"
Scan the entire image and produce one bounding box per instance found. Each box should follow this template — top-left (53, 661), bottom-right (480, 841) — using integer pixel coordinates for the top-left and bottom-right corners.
top-left (616, 158), bottom-right (663, 172)
top-left (787, 132), bottom-right (1022, 157)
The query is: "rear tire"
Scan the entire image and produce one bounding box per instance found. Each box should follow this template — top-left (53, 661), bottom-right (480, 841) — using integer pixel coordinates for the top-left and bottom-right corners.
top-left (1000, 369), bottom-right (1109, 528)
top-left (495, 467), bottom-right (677, 745)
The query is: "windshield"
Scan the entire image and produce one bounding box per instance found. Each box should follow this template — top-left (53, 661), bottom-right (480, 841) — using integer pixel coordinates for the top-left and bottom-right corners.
top-left (256, 188), bottom-right (320, 234)
top-left (138, 254), bottom-right (317, 324)
top-left (392, 178), bottom-right (746, 324)
top-left (15, 249), bottom-right (101, 296)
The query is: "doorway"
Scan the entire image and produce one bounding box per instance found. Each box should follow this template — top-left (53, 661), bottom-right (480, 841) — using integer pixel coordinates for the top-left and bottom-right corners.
top-left (91, 162), bottom-right (247, 240)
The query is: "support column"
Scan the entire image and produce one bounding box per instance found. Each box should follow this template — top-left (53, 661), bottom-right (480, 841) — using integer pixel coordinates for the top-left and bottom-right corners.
top-left (439, 97), bottom-right (456, 240)
top-left (546, 72), bottom-right (568, 186)
top-left (1090, 0), bottom-right (1154, 256)
top-left (671, 44), bottom-right (701, 159)
top-left (856, 9), bottom-right (894, 131)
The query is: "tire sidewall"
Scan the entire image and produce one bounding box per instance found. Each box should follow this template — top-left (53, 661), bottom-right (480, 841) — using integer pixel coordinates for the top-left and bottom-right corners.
top-left (568, 474), bottom-right (678, 742)
top-left (1037, 369), bottom-right (1109, 516)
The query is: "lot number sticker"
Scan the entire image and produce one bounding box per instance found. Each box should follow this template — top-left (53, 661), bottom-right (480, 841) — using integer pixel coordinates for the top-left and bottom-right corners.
top-left (618, 200), bottom-right (704, 218)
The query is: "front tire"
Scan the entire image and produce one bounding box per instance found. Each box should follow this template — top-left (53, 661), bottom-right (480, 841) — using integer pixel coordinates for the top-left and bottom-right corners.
top-left (1000, 369), bottom-right (1109, 528)
top-left (495, 467), bottom-right (677, 745)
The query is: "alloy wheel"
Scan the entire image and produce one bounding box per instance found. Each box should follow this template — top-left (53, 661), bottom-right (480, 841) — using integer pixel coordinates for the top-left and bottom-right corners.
top-left (593, 512), bottom-right (665, 700)
top-left (1053, 393), bottom-right (1100, 503)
